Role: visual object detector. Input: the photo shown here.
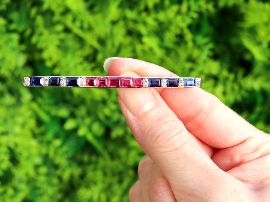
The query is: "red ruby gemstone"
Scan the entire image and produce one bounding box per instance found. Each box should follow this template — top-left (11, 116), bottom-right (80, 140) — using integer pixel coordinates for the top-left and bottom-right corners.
top-left (86, 77), bottom-right (96, 87)
top-left (107, 77), bottom-right (120, 87)
top-left (132, 78), bottom-right (143, 87)
top-left (120, 78), bottom-right (132, 87)
top-left (95, 77), bottom-right (107, 87)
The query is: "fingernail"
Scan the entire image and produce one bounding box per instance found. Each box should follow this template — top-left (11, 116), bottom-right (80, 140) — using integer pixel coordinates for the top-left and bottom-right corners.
top-left (103, 57), bottom-right (121, 72)
top-left (118, 88), bottom-right (157, 117)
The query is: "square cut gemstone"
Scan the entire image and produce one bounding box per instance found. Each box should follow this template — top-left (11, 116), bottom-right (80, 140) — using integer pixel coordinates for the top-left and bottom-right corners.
top-left (149, 78), bottom-right (161, 87)
top-left (132, 78), bottom-right (143, 87)
top-left (184, 78), bottom-right (195, 87)
top-left (120, 78), bottom-right (132, 87)
top-left (95, 77), bottom-right (107, 87)
top-left (167, 78), bottom-right (179, 87)
top-left (86, 77), bottom-right (96, 87)
top-left (66, 77), bottom-right (79, 87)
top-left (195, 78), bottom-right (201, 87)
top-left (30, 77), bottom-right (42, 86)
top-left (49, 77), bottom-right (60, 86)
top-left (107, 77), bottom-right (120, 87)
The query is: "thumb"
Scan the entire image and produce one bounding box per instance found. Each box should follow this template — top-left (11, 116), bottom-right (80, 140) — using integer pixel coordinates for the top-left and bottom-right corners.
top-left (117, 73), bottom-right (230, 201)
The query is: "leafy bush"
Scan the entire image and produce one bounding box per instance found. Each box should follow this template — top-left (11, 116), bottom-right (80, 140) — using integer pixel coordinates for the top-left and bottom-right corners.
top-left (0, 0), bottom-right (270, 201)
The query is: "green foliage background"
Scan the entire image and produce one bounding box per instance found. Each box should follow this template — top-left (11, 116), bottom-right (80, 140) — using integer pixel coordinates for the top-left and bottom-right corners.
top-left (0, 0), bottom-right (270, 201)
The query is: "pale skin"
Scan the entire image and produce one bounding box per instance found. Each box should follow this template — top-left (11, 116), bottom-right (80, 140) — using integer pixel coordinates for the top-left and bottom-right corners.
top-left (104, 57), bottom-right (270, 202)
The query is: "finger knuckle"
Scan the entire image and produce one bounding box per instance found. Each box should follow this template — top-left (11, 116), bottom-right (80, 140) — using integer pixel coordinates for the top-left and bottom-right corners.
top-left (230, 136), bottom-right (270, 166)
top-left (149, 177), bottom-right (168, 199)
top-left (138, 156), bottom-right (152, 178)
top-left (186, 93), bottom-right (220, 132)
top-left (134, 92), bottom-right (159, 119)
top-left (143, 115), bottom-right (188, 153)
top-left (212, 179), bottom-right (250, 201)
top-left (129, 183), bottom-right (138, 201)
top-left (135, 98), bottom-right (189, 153)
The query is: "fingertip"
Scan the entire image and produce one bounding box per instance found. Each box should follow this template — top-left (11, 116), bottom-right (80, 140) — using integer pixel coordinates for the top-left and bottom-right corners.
top-left (118, 87), bottom-right (157, 119)
top-left (103, 57), bottom-right (176, 77)
top-left (103, 57), bottom-right (123, 73)
top-left (103, 57), bottom-right (134, 75)
top-left (129, 181), bottom-right (142, 202)
top-left (117, 71), bottom-right (156, 120)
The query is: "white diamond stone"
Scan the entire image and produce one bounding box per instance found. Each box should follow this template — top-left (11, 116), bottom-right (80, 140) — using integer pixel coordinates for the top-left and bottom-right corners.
top-left (60, 77), bottom-right (67, 87)
top-left (161, 79), bottom-right (167, 87)
top-left (179, 78), bottom-right (184, 87)
top-left (143, 78), bottom-right (149, 87)
top-left (94, 78), bottom-right (99, 87)
top-left (40, 77), bottom-right (49, 86)
top-left (195, 78), bottom-right (201, 87)
top-left (23, 77), bottom-right (30, 86)
top-left (77, 77), bottom-right (86, 87)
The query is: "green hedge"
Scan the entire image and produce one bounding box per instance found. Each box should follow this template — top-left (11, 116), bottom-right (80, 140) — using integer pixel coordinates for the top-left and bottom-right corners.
top-left (1, 0), bottom-right (270, 201)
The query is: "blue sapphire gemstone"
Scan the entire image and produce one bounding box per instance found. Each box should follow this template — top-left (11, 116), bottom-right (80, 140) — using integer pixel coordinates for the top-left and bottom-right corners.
top-left (49, 77), bottom-right (60, 86)
top-left (184, 78), bottom-right (195, 87)
top-left (167, 78), bottom-right (179, 87)
top-left (149, 78), bottom-right (161, 87)
top-left (30, 77), bottom-right (42, 86)
top-left (66, 77), bottom-right (79, 87)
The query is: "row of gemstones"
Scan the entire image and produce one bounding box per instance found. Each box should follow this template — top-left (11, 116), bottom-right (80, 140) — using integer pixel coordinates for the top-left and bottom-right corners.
top-left (23, 76), bottom-right (201, 88)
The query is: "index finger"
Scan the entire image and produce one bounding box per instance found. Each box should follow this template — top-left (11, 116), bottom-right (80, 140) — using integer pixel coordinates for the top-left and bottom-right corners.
top-left (104, 57), bottom-right (261, 148)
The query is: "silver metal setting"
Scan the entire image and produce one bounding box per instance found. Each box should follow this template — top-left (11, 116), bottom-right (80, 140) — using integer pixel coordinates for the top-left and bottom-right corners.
top-left (179, 78), bottom-right (184, 87)
top-left (60, 77), bottom-right (67, 87)
top-left (195, 78), bottom-right (201, 87)
top-left (143, 78), bottom-right (149, 87)
top-left (161, 79), bottom-right (167, 87)
top-left (40, 77), bottom-right (49, 86)
top-left (23, 77), bottom-right (31, 87)
top-left (77, 77), bottom-right (86, 87)
top-left (23, 76), bottom-right (201, 88)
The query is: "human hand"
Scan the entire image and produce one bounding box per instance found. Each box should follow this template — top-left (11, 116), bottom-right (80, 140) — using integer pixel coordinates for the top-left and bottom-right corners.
top-left (104, 58), bottom-right (270, 202)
